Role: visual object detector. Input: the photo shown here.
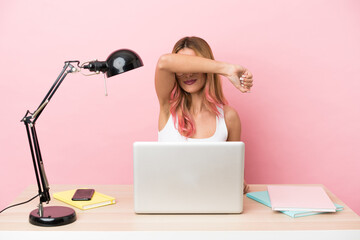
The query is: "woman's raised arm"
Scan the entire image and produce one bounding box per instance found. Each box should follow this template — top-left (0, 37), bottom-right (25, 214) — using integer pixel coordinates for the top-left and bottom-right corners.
top-left (155, 53), bottom-right (252, 107)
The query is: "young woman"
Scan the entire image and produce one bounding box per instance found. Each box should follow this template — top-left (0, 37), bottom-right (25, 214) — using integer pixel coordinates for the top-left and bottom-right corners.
top-left (155, 36), bottom-right (253, 193)
top-left (156, 36), bottom-right (253, 142)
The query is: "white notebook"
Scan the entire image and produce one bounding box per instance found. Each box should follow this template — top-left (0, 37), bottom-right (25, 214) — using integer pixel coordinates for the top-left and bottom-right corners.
top-left (267, 185), bottom-right (336, 212)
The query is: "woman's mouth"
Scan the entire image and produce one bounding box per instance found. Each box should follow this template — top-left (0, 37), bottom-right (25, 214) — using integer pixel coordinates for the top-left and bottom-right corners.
top-left (184, 79), bottom-right (197, 85)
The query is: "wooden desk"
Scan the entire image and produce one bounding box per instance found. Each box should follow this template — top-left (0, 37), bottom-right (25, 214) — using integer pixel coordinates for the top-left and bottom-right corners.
top-left (1, 184), bottom-right (359, 239)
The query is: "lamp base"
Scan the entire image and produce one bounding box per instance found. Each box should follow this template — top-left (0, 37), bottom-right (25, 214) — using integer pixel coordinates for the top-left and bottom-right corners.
top-left (29, 206), bottom-right (76, 227)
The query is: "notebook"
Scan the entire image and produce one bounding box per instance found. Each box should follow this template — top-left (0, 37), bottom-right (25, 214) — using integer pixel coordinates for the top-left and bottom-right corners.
top-left (53, 189), bottom-right (115, 210)
top-left (267, 185), bottom-right (336, 212)
top-left (133, 141), bottom-right (245, 213)
top-left (246, 191), bottom-right (343, 218)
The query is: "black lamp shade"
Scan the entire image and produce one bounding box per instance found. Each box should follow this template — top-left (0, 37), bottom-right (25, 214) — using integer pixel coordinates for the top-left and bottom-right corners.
top-left (106, 49), bottom-right (143, 78)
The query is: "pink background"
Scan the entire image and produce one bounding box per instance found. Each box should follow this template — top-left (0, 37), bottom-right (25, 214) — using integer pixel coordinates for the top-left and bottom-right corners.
top-left (1, 0), bottom-right (359, 215)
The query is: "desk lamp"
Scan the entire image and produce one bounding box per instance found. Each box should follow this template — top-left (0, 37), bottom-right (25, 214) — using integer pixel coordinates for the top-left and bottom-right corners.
top-left (21, 49), bottom-right (143, 227)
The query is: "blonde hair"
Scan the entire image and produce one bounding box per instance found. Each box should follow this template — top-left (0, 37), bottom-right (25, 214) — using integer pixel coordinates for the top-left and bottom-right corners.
top-left (170, 36), bottom-right (228, 137)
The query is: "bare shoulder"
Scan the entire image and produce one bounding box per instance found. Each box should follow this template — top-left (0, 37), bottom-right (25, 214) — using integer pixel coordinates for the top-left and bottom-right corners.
top-left (223, 105), bottom-right (241, 141)
top-left (223, 105), bottom-right (240, 125)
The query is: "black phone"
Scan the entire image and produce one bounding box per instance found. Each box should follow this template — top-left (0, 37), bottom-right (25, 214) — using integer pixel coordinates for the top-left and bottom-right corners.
top-left (71, 189), bottom-right (95, 201)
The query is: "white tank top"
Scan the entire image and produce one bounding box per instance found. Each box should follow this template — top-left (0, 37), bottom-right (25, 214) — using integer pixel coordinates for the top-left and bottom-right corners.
top-left (158, 106), bottom-right (228, 142)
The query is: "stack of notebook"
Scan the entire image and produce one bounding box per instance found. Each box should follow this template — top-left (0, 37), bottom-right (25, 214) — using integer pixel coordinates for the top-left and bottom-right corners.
top-left (246, 185), bottom-right (343, 218)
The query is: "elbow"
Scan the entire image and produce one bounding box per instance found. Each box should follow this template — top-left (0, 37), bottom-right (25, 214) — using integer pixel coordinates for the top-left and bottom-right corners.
top-left (157, 54), bottom-right (172, 71)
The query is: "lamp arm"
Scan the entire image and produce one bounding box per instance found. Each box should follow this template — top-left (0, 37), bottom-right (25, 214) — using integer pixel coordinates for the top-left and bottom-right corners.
top-left (21, 61), bottom-right (79, 208)
top-left (32, 61), bottom-right (80, 123)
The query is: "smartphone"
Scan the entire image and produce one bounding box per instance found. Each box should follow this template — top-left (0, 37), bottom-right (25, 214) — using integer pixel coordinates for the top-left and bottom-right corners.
top-left (71, 189), bottom-right (95, 201)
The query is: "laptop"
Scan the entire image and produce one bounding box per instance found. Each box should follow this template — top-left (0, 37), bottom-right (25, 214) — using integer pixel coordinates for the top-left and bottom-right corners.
top-left (133, 142), bottom-right (245, 213)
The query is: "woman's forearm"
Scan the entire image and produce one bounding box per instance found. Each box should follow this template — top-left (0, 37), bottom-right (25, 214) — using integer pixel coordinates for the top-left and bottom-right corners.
top-left (157, 53), bottom-right (244, 77)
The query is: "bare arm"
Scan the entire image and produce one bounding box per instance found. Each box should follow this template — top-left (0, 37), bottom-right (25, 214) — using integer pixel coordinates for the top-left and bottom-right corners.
top-left (224, 105), bottom-right (241, 141)
top-left (155, 54), bottom-right (250, 108)
top-left (224, 106), bottom-right (249, 193)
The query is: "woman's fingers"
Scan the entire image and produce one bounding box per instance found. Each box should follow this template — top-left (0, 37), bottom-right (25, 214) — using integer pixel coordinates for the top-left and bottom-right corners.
top-left (228, 67), bottom-right (253, 93)
top-left (244, 82), bottom-right (253, 87)
top-left (238, 83), bottom-right (250, 93)
top-left (243, 182), bottom-right (249, 194)
top-left (243, 69), bottom-right (253, 79)
top-left (241, 71), bottom-right (253, 92)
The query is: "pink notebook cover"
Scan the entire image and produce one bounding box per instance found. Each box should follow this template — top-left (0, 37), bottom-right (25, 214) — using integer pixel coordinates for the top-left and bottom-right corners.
top-left (267, 185), bottom-right (336, 212)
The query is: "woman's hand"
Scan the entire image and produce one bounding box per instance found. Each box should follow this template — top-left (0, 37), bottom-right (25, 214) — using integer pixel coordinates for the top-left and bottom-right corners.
top-left (226, 65), bottom-right (253, 93)
top-left (244, 181), bottom-right (249, 194)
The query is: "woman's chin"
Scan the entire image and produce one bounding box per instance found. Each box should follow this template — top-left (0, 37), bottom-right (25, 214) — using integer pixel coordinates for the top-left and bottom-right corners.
top-left (180, 84), bottom-right (205, 94)
top-left (182, 87), bottom-right (201, 94)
